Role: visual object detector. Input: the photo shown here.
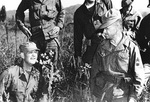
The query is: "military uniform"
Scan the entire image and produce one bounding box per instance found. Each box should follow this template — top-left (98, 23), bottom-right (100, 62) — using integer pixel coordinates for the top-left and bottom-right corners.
top-left (16, 0), bottom-right (65, 66)
top-left (91, 32), bottom-right (144, 102)
top-left (0, 61), bottom-right (40, 102)
top-left (120, 6), bottom-right (142, 39)
top-left (89, 9), bottom-right (145, 102)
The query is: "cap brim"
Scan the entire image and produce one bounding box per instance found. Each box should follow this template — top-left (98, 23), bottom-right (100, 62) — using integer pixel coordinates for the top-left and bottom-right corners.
top-left (23, 48), bottom-right (40, 53)
top-left (99, 19), bottom-right (118, 29)
top-left (28, 48), bottom-right (40, 51)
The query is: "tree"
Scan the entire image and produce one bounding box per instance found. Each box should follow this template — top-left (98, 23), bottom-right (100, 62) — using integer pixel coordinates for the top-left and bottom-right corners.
top-left (0, 5), bottom-right (6, 22)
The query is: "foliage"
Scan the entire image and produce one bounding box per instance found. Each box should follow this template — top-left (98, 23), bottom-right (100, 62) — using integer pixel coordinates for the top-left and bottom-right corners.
top-left (0, 24), bottom-right (16, 72)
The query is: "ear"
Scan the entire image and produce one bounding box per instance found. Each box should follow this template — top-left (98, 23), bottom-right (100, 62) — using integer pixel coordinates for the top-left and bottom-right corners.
top-left (20, 52), bottom-right (25, 59)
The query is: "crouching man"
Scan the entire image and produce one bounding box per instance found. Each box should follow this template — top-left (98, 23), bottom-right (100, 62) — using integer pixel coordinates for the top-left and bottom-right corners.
top-left (91, 9), bottom-right (145, 102)
top-left (0, 42), bottom-right (40, 102)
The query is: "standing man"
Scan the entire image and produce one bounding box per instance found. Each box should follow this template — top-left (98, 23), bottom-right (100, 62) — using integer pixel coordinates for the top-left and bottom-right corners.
top-left (74, 0), bottom-right (113, 67)
top-left (120, 0), bottom-right (142, 40)
top-left (16, 0), bottom-right (65, 67)
top-left (91, 9), bottom-right (144, 102)
top-left (0, 42), bottom-right (40, 102)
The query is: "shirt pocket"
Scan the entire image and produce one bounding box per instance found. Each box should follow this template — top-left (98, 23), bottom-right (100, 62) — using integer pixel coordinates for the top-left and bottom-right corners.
top-left (117, 50), bottom-right (129, 72)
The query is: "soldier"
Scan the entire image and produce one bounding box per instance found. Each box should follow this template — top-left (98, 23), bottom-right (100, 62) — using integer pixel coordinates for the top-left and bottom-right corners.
top-left (91, 9), bottom-right (145, 102)
top-left (16, 0), bottom-right (65, 67)
top-left (0, 41), bottom-right (40, 102)
top-left (74, 0), bottom-right (113, 67)
top-left (120, 0), bottom-right (142, 40)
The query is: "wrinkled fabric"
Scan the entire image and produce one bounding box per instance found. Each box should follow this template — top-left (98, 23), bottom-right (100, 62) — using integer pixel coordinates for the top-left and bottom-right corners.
top-left (91, 34), bottom-right (145, 102)
top-left (0, 62), bottom-right (40, 102)
top-left (120, 6), bottom-right (142, 39)
top-left (16, 0), bottom-right (65, 29)
top-left (16, 0), bottom-right (64, 65)
top-left (74, 0), bottom-right (113, 60)
top-left (16, 0), bottom-right (65, 42)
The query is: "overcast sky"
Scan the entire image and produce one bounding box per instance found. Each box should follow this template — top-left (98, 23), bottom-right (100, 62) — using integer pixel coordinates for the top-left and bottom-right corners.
top-left (0, 0), bottom-right (148, 11)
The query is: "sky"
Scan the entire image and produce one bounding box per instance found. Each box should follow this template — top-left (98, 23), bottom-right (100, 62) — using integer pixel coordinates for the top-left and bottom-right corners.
top-left (0, 0), bottom-right (148, 11)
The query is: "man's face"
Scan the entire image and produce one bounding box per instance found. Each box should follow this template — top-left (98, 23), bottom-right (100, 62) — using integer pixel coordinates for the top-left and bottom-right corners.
top-left (102, 24), bottom-right (117, 39)
top-left (121, 0), bottom-right (133, 7)
top-left (23, 50), bottom-right (38, 65)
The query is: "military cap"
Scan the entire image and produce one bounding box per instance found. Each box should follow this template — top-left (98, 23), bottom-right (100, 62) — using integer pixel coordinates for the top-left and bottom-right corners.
top-left (99, 8), bottom-right (121, 29)
top-left (19, 41), bottom-right (39, 53)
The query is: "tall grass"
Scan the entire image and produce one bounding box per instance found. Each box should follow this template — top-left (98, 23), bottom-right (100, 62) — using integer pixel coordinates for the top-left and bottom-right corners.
top-left (0, 22), bottom-right (93, 102)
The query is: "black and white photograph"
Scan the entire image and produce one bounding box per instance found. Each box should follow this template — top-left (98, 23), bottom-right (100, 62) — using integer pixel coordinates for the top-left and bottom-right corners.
top-left (0, 0), bottom-right (150, 102)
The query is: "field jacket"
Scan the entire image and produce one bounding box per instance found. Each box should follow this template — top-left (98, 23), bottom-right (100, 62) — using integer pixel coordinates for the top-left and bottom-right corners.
top-left (0, 62), bottom-right (40, 102)
top-left (16, 0), bottom-right (65, 40)
top-left (91, 34), bottom-right (145, 101)
top-left (120, 6), bottom-right (142, 39)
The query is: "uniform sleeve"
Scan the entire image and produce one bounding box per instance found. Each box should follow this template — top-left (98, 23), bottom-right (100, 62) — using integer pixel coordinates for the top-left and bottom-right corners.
top-left (74, 9), bottom-right (84, 58)
top-left (129, 41), bottom-right (145, 98)
top-left (15, 0), bottom-right (31, 37)
top-left (56, 0), bottom-right (65, 29)
top-left (16, 0), bottom-right (29, 28)
top-left (0, 69), bottom-right (12, 100)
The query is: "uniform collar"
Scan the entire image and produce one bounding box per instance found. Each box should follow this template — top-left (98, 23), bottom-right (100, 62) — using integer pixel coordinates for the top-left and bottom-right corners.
top-left (101, 33), bottom-right (130, 51)
top-left (18, 61), bottom-right (39, 80)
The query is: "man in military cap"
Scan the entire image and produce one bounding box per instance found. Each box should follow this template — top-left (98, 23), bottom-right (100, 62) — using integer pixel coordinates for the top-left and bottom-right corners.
top-left (120, 0), bottom-right (142, 40)
top-left (0, 41), bottom-right (40, 102)
top-left (91, 8), bottom-right (144, 102)
top-left (74, 0), bottom-right (113, 67)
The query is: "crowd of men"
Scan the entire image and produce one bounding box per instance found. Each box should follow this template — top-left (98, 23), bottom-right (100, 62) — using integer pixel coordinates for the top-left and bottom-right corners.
top-left (0, 0), bottom-right (150, 102)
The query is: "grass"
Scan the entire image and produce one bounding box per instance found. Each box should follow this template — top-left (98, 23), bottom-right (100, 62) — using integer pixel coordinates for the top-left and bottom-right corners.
top-left (0, 22), bottom-right (93, 102)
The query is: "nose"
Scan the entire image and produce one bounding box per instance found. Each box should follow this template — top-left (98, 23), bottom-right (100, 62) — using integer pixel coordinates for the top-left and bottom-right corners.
top-left (32, 52), bottom-right (38, 57)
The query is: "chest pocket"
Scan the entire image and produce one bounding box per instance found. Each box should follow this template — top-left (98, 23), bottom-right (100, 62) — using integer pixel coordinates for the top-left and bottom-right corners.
top-left (44, 0), bottom-right (58, 19)
top-left (116, 48), bottom-right (129, 72)
top-left (102, 47), bottom-right (129, 73)
top-left (31, 0), bottom-right (58, 19)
